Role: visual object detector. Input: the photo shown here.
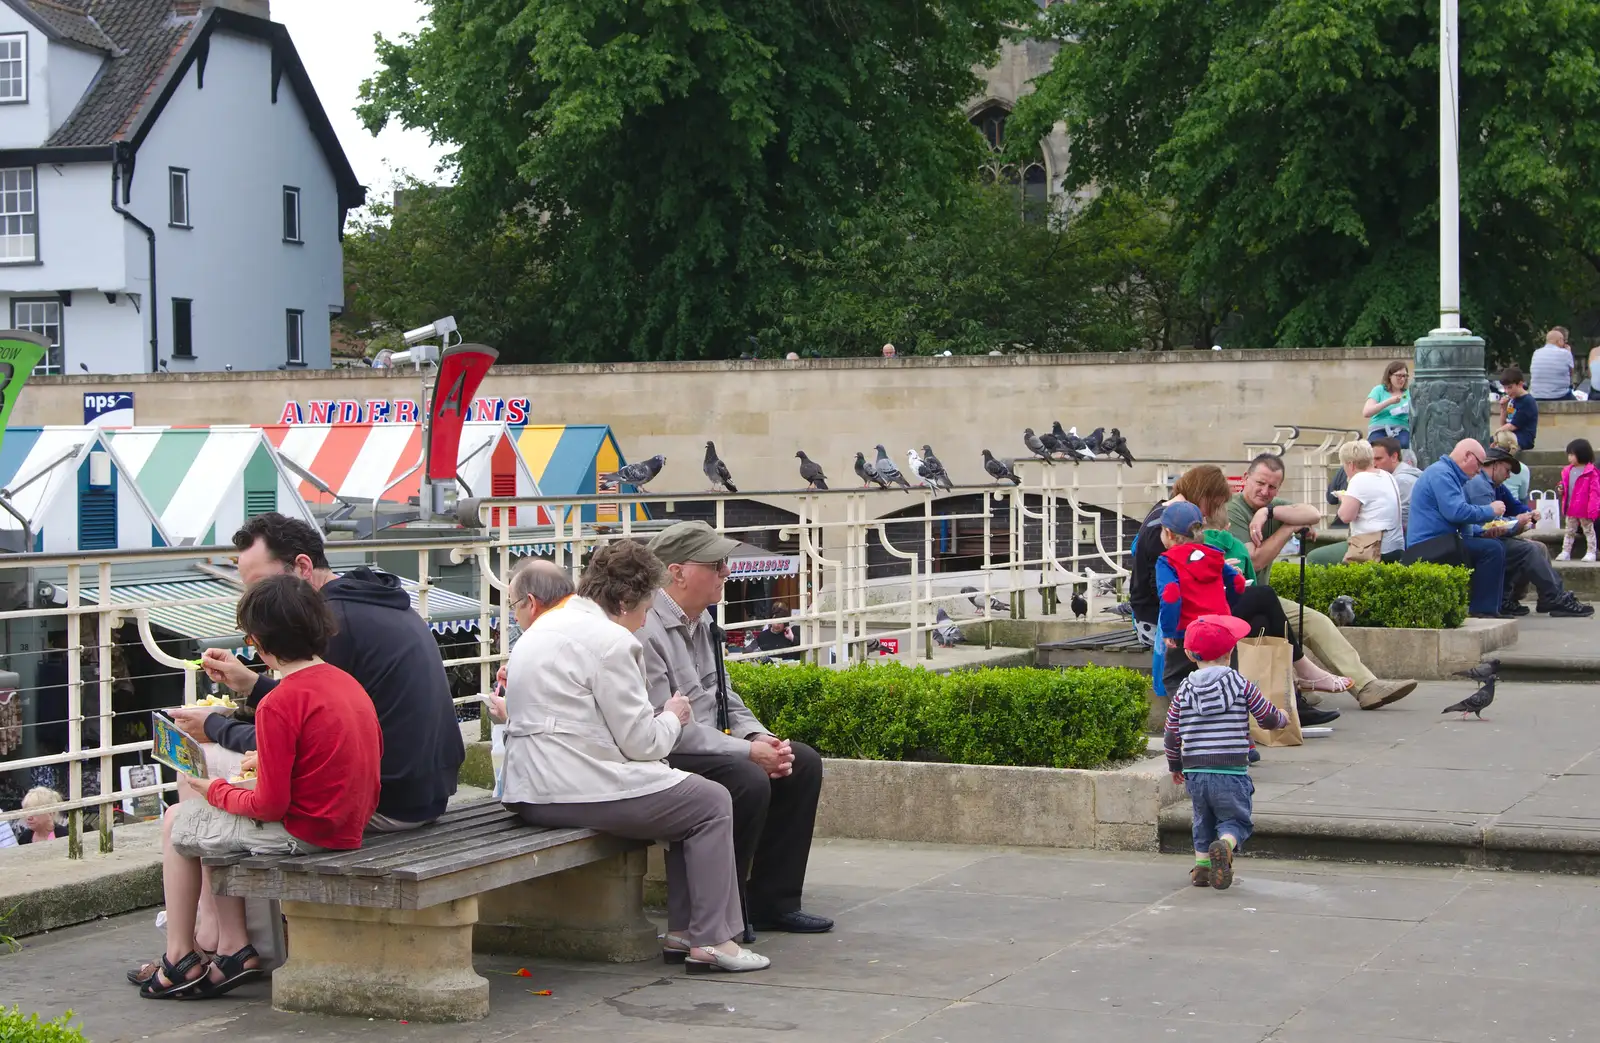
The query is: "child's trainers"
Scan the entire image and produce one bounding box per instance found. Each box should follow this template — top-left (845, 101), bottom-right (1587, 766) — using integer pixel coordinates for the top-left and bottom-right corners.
top-left (1207, 840), bottom-right (1234, 889)
top-left (1190, 864), bottom-right (1211, 887)
top-left (1557, 550), bottom-right (1573, 561)
top-left (1585, 553), bottom-right (1597, 563)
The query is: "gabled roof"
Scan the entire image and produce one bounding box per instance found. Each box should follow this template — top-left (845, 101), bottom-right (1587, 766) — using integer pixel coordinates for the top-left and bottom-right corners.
top-left (7, 0), bottom-right (119, 52)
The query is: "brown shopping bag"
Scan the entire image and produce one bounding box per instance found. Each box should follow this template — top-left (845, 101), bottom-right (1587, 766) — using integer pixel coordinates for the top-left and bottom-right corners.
top-left (1235, 636), bottom-right (1303, 747)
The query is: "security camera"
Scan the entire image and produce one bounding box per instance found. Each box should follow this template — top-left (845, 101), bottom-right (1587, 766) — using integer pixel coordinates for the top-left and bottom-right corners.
top-left (402, 315), bottom-right (457, 347)
top-left (389, 344), bottom-right (440, 369)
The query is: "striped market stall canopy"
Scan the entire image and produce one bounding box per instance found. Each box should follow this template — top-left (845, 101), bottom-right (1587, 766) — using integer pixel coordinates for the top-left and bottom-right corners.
top-left (0, 427), bottom-right (167, 553)
top-left (511, 424), bottom-right (650, 524)
top-left (103, 427), bottom-right (317, 546)
top-left (263, 422), bottom-right (547, 525)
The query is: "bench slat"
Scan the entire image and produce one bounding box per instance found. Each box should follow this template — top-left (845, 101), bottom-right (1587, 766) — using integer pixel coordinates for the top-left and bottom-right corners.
top-left (303, 812), bottom-right (528, 874)
top-left (334, 820), bottom-right (533, 877)
top-left (201, 800), bottom-right (510, 871)
top-left (391, 826), bottom-right (602, 882)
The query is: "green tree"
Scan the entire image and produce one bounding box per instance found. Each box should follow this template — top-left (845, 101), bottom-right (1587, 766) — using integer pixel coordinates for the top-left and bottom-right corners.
top-left (359, 0), bottom-right (1035, 362)
top-left (1012, 0), bottom-right (1600, 360)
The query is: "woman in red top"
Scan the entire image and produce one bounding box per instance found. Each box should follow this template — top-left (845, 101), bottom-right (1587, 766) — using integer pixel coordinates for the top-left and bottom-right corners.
top-left (140, 574), bottom-right (383, 1000)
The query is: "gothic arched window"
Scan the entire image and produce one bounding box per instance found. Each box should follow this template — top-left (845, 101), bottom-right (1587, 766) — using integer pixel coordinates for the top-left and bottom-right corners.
top-left (970, 104), bottom-right (1050, 223)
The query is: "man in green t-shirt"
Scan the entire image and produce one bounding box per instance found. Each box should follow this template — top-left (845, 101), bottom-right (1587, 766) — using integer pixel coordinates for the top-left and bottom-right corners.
top-left (1224, 454), bottom-right (1416, 711)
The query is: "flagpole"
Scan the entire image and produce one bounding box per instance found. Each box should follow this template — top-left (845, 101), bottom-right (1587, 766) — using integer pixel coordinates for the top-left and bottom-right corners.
top-left (1435, 0), bottom-right (1465, 335)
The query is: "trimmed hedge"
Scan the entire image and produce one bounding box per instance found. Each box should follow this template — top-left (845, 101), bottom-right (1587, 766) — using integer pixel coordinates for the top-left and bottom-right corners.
top-left (726, 661), bottom-right (1149, 769)
top-left (0, 1008), bottom-right (87, 1043)
top-left (1266, 560), bottom-right (1471, 629)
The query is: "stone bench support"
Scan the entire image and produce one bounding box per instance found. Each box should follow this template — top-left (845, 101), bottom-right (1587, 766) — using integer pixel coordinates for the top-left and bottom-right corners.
top-left (473, 848), bottom-right (657, 963)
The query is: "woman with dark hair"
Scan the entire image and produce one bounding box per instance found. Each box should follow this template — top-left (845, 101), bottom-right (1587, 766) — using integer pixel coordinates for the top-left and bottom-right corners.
top-left (1362, 361), bottom-right (1412, 448)
top-left (500, 541), bottom-right (767, 974)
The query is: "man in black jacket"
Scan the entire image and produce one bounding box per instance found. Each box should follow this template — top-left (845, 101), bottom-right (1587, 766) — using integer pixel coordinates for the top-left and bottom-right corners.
top-left (195, 514), bottom-right (464, 830)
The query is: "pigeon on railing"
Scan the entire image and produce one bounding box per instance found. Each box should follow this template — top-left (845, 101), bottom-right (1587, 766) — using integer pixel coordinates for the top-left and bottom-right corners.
top-left (907, 449), bottom-right (940, 491)
top-left (874, 445), bottom-right (912, 491)
top-left (920, 445), bottom-right (955, 490)
top-left (1102, 428), bottom-right (1136, 467)
top-left (1024, 428), bottom-right (1053, 463)
top-left (703, 441), bottom-right (738, 493)
top-left (796, 451), bottom-right (828, 490)
top-left (982, 450), bottom-right (1021, 486)
top-left (600, 454), bottom-right (666, 491)
top-left (855, 451), bottom-right (889, 489)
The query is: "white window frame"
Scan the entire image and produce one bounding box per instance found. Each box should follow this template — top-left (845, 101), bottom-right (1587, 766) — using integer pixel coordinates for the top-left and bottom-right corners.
top-left (282, 185), bottom-right (301, 243)
top-left (285, 308), bottom-right (304, 365)
top-left (12, 297), bottom-right (61, 374)
top-left (0, 34), bottom-right (26, 104)
top-left (0, 166), bottom-right (37, 263)
top-left (169, 168), bottom-right (190, 228)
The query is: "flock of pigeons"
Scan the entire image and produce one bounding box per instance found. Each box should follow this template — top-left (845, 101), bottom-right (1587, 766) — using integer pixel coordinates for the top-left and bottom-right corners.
top-left (599, 427), bottom-right (1139, 494)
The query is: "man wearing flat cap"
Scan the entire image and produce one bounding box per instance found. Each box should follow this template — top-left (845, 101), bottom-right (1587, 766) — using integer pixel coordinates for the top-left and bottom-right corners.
top-left (637, 521), bottom-right (833, 938)
top-left (1467, 446), bottom-right (1593, 617)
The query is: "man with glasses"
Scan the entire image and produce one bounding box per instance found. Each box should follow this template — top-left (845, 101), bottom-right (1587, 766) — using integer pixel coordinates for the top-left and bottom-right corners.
top-left (1403, 439), bottom-right (1510, 618)
top-left (637, 522), bottom-right (833, 941)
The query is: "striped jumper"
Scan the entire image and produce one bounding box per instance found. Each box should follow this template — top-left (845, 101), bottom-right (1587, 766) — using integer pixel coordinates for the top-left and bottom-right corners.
top-left (1164, 665), bottom-right (1288, 773)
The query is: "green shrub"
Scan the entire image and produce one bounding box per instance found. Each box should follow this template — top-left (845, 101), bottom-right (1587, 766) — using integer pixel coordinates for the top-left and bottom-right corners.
top-left (1266, 560), bottom-right (1471, 629)
top-left (0, 1008), bottom-right (87, 1043)
top-left (728, 661), bottom-right (1149, 769)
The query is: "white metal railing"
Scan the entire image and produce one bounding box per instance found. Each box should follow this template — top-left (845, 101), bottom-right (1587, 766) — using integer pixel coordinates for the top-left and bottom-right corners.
top-left (0, 440), bottom-right (1342, 857)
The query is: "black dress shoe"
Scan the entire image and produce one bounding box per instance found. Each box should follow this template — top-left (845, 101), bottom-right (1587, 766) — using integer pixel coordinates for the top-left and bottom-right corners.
top-left (1295, 695), bottom-right (1340, 727)
top-left (751, 910), bottom-right (834, 933)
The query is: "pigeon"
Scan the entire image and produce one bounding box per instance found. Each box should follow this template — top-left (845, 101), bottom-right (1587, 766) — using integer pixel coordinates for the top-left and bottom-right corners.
top-left (933, 607), bottom-right (965, 647)
top-left (599, 454), bottom-right (666, 490)
top-left (921, 445), bottom-right (955, 490)
top-left (1084, 427), bottom-right (1106, 454)
top-left (1103, 427), bottom-right (1136, 467)
top-left (874, 445), bottom-right (911, 491)
top-left (1328, 595), bottom-right (1356, 627)
top-left (703, 441), bottom-right (737, 493)
top-left (796, 450), bottom-right (828, 490)
top-left (1064, 426), bottom-right (1096, 459)
top-left (1023, 428), bottom-right (1053, 463)
top-left (855, 451), bottom-right (889, 489)
top-left (1105, 601), bottom-right (1135, 618)
top-left (982, 449), bottom-right (1021, 485)
top-left (1454, 659), bottom-right (1500, 682)
top-left (907, 449), bottom-right (940, 491)
top-left (1441, 678), bottom-right (1495, 720)
top-left (962, 586), bottom-right (1008, 613)
top-left (1038, 427), bottom-right (1064, 457)
top-left (1071, 590), bottom-right (1088, 620)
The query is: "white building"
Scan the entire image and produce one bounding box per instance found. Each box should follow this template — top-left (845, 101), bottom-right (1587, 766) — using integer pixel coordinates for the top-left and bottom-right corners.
top-left (0, 0), bottom-right (363, 375)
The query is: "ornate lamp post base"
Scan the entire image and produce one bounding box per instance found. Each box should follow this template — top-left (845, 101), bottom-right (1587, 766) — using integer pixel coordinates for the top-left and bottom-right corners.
top-left (1411, 332), bottom-right (1490, 465)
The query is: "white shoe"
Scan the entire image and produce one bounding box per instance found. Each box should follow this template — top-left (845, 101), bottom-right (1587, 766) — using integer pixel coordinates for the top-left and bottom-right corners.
top-left (1584, 554), bottom-right (1596, 563)
top-left (1557, 551), bottom-right (1573, 561)
top-left (686, 946), bottom-right (771, 973)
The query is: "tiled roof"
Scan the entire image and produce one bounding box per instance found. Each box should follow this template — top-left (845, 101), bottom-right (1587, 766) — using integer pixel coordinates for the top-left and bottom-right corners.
top-left (42, 0), bottom-right (192, 147)
top-left (17, 0), bottom-right (117, 52)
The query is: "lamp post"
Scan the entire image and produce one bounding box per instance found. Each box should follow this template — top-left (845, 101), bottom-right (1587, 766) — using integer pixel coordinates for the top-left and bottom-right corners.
top-left (1411, 0), bottom-right (1488, 464)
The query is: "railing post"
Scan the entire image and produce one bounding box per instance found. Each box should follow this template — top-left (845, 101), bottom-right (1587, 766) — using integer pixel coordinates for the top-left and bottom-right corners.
top-left (65, 563), bottom-right (82, 860)
top-left (97, 562), bottom-right (113, 854)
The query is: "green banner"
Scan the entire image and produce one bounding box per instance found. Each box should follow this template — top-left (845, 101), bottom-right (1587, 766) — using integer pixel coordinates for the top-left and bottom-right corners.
top-left (0, 331), bottom-right (47, 456)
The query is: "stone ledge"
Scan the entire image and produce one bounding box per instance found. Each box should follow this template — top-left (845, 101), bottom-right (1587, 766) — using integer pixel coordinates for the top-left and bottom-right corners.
top-left (1331, 616), bottom-right (1517, 681)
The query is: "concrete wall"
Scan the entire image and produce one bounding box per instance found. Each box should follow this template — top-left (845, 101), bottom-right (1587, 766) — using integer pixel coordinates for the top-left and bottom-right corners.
top-left (12, 347), bottom-right (1409, 519)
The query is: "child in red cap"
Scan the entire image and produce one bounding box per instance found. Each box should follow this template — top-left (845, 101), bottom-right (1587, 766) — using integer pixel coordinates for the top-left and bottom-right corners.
top-left (1164, 614), bottom-right (1288, 889)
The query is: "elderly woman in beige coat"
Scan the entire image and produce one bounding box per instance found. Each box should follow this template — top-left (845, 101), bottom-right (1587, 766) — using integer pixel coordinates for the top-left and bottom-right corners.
top-left (500, 542), bottom-right (768, 973)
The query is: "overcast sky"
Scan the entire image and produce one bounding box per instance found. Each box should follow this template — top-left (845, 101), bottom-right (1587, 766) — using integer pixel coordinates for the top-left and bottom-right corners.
top-left (273, 0), bottom-right (452, 200)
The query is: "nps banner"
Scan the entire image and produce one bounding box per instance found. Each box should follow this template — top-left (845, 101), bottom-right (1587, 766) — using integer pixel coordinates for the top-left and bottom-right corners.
top-left (0, 331), bottom-right (48, 453)
top-left (425, 343), bottom-right (498, 482)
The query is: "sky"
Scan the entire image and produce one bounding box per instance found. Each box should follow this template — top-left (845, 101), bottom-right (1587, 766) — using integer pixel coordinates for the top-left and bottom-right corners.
top-left (272, 0), bottom-right (452, 203)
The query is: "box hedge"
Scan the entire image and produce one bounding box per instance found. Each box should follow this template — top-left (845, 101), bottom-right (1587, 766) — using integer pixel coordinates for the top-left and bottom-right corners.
top-left (726, 661), bottom-right (1149, 769)
top-left (1266, 560), bottom-right (1471, 629)
top-left (0, 1008), bottom-right (87, 1043)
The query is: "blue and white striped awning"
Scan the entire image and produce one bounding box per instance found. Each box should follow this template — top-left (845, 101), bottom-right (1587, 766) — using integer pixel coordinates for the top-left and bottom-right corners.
top-left (504, 543), bottom-right (559, 558)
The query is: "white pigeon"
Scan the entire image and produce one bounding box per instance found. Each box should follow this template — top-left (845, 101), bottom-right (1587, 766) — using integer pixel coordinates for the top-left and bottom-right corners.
top-left (1068, 426), bottom-right (1096, 460)
top-left (907, 449), bottom-right (938, 490)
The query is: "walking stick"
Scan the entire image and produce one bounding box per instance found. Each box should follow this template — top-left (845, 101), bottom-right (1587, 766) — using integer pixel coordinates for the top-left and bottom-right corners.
top-left (1294, 527), bottom-right (1311, 659)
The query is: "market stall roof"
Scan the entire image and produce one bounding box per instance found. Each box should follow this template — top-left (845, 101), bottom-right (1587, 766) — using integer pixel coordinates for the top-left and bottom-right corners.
top-left (102, 426), bottom-right (317, 545)
top-left (511, 424), bottom-right (650, 523)
top-left (263, 422), bottom-right (546, 523)
top-left (0, 427), bottom-right (167, 552)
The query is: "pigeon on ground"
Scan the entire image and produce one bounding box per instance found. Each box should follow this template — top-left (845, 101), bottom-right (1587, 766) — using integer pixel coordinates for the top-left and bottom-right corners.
top-left (907, 449), bottom-right (939, 491)
top-left (855, 451), bottom-right (889, 489)
top-left (962, 586), bottom-right (1008, 613)
top-left (1084, 427), bottom-right (1106, 454)
top-left (1328, 595), bottom-right (1357, 627)
top-left (921, 445), bottom-right (955, 490)
top-left (796, 451), bottom-right (828, 490)
top-left (1454, 659), bottom-right (1500, 682)
top-left (600, 454), bottom-right (666, 490)
top-left (1023, 428), bottom-right (1053, 463)
top-left (933, 607), bottom-right (965, 647)
top-left (1441, 679), bottom-right (1495, 721)
top-left (982, 450), bottom-right (1021, 486)
top-left (703, 441), bottom-right (738, 493)
top-left (1103, 428), bottom-right (1136, 467)
top-left (1071, 590), bottom-right (1088, 620)
top-left (874, 445), bottom-right (911, 491)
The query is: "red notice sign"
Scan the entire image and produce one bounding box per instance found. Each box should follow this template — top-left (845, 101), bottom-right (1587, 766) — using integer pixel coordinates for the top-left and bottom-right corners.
top-left (878, 637), bottom-right (899, 655)
top-left (426, 343), bottom-right (498, 481)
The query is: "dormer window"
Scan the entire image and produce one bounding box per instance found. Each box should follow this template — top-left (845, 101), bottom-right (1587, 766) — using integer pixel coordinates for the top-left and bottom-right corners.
top-left (0, 35), bottom-right (24, 103)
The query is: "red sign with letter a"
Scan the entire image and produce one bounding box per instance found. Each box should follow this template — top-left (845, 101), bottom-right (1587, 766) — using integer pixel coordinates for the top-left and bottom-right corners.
top-left (426, 343), bottom-right (498, 481)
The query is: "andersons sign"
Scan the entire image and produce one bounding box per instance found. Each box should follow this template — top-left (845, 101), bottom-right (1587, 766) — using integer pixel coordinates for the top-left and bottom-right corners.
top-left (278, 397), bottom-right (532, 425)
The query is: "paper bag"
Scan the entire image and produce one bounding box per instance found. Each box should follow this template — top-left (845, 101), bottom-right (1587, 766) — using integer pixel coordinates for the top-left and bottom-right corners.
top-left (1235, 636), bottom-right (1303, 747)
top-left (1532, 489), bottom-right (1561, 530)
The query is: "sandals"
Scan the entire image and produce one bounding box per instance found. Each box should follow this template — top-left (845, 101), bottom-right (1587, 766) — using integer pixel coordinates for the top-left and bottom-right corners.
top-left (185, 945), bottom-right (262, 999)
top-left (129, 949), bottom-right (214, 988)
top-left (138, 951), bottom-right (209, 999)
top-left (1295, 674), bottom-right (1354, 694)
top-left (662, 932), bottom-right (692, 965)
top-left (685, 946), bottom-right (770, 974)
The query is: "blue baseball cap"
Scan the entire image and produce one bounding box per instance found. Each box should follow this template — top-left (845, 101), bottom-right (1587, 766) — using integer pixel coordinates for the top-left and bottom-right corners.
top-left (1159, 500), bottom-right (1204, 533)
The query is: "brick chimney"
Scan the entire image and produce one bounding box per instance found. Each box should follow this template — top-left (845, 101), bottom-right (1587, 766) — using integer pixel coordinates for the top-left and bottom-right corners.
top-left (200, 0), bottom-right (270, 18)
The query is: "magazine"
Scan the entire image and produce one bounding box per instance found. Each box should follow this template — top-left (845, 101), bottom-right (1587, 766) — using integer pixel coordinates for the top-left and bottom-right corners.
top-left (151, 712), bottom-right (208, 777)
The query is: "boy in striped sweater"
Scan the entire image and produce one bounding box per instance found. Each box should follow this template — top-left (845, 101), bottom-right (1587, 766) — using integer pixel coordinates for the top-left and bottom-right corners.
top-left (1165, 614), bottom-right (1288, 890)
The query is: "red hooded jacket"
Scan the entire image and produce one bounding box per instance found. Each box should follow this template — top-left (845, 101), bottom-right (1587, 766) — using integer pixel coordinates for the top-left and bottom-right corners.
top-left (1156, 542), bottom-right (1244, 636)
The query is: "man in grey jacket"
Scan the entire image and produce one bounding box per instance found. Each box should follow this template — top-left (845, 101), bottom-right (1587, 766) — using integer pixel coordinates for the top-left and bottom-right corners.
top-left (637, 522), bottom-right (832, 939)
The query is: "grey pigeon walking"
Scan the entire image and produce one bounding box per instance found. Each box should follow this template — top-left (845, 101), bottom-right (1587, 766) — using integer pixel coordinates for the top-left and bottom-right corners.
top-left (982, 449), bottom-right (1021, 486)
top-left (1328, 595), bottom-right (1356, 627)
top-left (874, 445), bottom-right (911, 491)
top-left (921, 445), bottom-right (955, 490)
top-left (933, 607), bottom-right (965, 647)
top-left (703, 441), bottom-right (737, 493)
top-left (1023, 428), bottom-right (1053, 463)
top-left (1454, 659), bottom-right (1500, 682)
top-left (962, 586), bottom-right (1008, 613)
top-left (796, 451), bottom-right (828, 490)
top-left (600, 454), bottom-right (666, 490)
top-left (855, 451), bottom-right (889, 489)
top-left (1441, 679), bottom-right (1495, 720)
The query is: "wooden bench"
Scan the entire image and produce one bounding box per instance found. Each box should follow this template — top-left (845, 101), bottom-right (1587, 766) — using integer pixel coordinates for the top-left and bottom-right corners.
top-left (205, 800), bottom-right (655, 1022)
top-left (1035, 626), bottom-right (1151, 671)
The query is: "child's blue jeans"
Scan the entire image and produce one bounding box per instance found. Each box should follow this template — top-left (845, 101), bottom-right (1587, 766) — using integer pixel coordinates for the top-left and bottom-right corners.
top-left (1187, 771), bottom-right (1255, 853)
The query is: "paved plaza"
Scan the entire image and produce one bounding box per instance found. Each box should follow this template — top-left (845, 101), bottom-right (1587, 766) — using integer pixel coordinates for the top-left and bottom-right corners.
top-left (7, 837), bottom-right (1597, 1043)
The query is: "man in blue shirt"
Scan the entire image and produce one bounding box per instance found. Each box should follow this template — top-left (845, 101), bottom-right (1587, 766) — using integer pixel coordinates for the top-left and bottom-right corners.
top-left (1466, 448), bottom-right (1592, 617)
top-left (1403, 439), bottom-right (1509, 618)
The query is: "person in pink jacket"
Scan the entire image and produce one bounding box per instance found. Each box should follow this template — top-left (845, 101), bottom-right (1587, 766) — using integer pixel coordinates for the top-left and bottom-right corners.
top-left (1558, 438), bottom-right (1600, 562)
